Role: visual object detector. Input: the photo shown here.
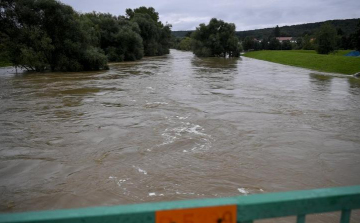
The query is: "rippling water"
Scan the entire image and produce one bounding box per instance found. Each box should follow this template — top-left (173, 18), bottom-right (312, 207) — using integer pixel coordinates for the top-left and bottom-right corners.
top-left (1, 50), bottom-right (360, 221)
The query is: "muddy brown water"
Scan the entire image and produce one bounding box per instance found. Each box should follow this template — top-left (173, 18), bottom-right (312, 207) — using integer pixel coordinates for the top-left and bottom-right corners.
top-left (0, 50), bottom-right (360, 222)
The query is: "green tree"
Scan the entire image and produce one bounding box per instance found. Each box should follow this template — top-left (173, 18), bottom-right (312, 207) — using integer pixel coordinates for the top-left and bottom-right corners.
top-left (274, 25), bottom-right (280, 37)
top-left (268, 38), bottom-right (281, 50)
top-left (84, 12), bottom-right (144, 62)
top-left (354, 20), bottom-right (360, 51)
top-left (281, 40), bottom-right (292, 50)
top-left (302, 34), bottom-right (315, 50)
top-left (178, 37), bottom-right (192, 51)
top-left (296, 37), bottom-right (303, 49)
top-left (126, 7), bottom-right (172, 56)
top-left (0, 0), bottom-right (107, 71)
top-left (185, 31), bottom-right (193, 38)
top-left (126, 7), bottom-right (159, 22)
top-left (261, 39), bottom-right (268, 50)
top-left (243, 36), bottom-right (255, 51)
top-left (315, 23), bottom-right (337, 54)
top-left (191, 18), bottom-right (241, 57)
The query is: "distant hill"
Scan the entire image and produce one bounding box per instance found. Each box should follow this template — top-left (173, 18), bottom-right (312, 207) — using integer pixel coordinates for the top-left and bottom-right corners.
top-left (172, 18), bottom-right (360, 40)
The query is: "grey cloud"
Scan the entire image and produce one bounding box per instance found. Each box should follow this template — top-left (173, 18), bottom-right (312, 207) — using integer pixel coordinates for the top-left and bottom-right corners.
top-left (60, 0), bottom-right (360, 31)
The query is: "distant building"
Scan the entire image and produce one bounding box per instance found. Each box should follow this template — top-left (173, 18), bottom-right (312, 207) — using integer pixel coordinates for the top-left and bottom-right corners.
top-left (276, 37), bottom-right (296, 43)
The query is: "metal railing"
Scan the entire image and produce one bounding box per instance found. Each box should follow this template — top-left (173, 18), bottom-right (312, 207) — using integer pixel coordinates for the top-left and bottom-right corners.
top-left (0, 185), bottom-right (359, 223)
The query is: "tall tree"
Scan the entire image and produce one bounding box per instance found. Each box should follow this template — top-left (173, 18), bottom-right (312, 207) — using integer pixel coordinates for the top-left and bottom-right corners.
top-left (242, 36), bottom-right (255, 51)
top-left (281, 40), bottom-right (292, 50)
top-left (261, 39), bottom-right (269, 50)
top-left (354, 20), bottom-right (360, 51)
top-left (126, 7), bottom-right (172, 56)
top-left (191, 18), bottom-right (241, 57)
top-left (274, 25), bottom-right (281, 37)
top-left (84, 12), bottom-right (144, 62)
top-left (315, 23), bottom-right (337, 54)
top-left (302, 34), bottom-right (315, 50)
top-left (268, 38), bottom-right (281, 50)
top-left (296, 37), bottom-right (303, 49)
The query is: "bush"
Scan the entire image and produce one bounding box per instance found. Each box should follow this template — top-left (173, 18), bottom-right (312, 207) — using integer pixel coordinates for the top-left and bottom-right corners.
top-left (178, 37), bottom-right (192, 51)
top-left (281, 40), bottom-right (292, 50)
top-left (315, 23), bottom-right (337, 54)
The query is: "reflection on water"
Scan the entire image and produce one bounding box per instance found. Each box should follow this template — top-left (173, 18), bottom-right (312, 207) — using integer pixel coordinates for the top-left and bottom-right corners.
top-left (191, 57), bottom-right (238, 92)
top-left (348, 77), bottom-right (360, 89)
top-left (309, 73), bottom-right (333, 92)
top-left (0, 50), bottom-right (360, 222)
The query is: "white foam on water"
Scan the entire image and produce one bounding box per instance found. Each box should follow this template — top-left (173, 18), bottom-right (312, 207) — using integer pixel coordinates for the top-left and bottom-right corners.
top-left (159, 122), bottom-right (213, 152)
top-left (175, 191), bottom-right (197, 195)
top-left (238, 188), bottom-right (249, 195)
top-left (161, 129), bottom-right (177, 145)
top-left (149, 192), bottom-right (156, 196)
top-left (117, 179), bottom-right (127, 187)
top-left (133, 166), bottom-right (148, 175)
top-left (109, 176), bottom-right (117, 179)
top-left (176, 115), bottom-right (188, 120)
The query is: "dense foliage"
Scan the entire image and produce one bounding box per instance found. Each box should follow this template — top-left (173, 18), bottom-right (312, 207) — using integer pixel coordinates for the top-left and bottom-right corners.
top-left (0, 0), bottom-right (108, 71)
top-left (84, 13), bottom-right (144, 62)
top-left (126, 7), bottom-right (172, 56)
top-left (191, 18), bottom-right (241, 57)
top-left (315, 23), bottom-right (337, 54)
top-left (274, 25), bottom-right (280, 37)
top-left (354, 21), bottom-right (360, 51)
top-left (0, 1), bottom-right (172, 72)
top-left (177, 37), bottom-right (192, 51)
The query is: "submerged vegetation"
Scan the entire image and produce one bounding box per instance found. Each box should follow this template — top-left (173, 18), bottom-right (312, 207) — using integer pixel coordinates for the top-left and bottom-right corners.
top-left (172, 19), bottom-right (242, 58)
top-left (244, 50), bottom-right (360, 75)
top-left (191, 18), bottom-right (241, 57)
top-left (0, 1), bottom-right (172, 72)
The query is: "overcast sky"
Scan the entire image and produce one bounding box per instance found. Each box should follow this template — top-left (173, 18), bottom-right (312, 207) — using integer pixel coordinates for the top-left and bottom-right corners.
top-left (60, 0), bottom-right (360, 31)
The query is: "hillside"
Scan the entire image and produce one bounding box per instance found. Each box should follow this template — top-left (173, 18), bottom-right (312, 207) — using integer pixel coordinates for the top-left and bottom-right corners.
top-left (172, 18), bottom-right (360, 39)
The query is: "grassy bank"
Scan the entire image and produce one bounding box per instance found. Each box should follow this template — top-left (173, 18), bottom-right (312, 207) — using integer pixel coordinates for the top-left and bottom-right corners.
top-left (243, 50), bottom-right (360, 75)
top-left (0, 61), bottom-right (12, 67)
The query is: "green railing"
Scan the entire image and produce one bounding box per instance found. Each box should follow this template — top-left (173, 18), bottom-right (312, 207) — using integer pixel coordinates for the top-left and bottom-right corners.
top-left (1, 185), bottom-right (359, 223)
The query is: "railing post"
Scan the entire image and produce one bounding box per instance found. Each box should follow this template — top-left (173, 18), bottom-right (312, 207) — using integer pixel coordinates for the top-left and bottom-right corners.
top-left (340, 209), bottom-right (351, 223)
top-left (296, 214), bottom-right (306, 223)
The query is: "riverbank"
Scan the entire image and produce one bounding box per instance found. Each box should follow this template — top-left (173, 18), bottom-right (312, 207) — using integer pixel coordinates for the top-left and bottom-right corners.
top-left (243, 50), bottom-right (360, 75)
top-left (0, 60), bottom-right (11, 67)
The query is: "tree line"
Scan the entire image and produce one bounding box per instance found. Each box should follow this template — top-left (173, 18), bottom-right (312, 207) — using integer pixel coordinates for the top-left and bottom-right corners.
top-left (0, 0), bottom-right (172, 72)
top-left (240, 22), bottom-right (360, 54)
top-left (235, 19), bottom-right (360, 40)
top-left (174, 20), bottom-right (360, 55)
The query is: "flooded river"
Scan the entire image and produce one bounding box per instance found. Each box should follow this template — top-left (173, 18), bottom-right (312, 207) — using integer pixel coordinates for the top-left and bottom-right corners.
top-left (0, 50), bottom-right (360, 221)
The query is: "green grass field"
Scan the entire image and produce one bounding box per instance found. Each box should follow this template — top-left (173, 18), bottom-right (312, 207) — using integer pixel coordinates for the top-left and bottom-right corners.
top-left (243, 50), bottom-right (360, 75)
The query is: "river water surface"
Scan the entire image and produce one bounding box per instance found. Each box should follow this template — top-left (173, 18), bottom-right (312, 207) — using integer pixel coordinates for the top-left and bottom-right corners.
top-left (0, 50), bottom-right (360, 222)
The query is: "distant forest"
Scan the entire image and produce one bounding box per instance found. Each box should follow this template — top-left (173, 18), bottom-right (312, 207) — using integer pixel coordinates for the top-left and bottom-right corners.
top-left (172, 18), bottom-right (360, 40)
